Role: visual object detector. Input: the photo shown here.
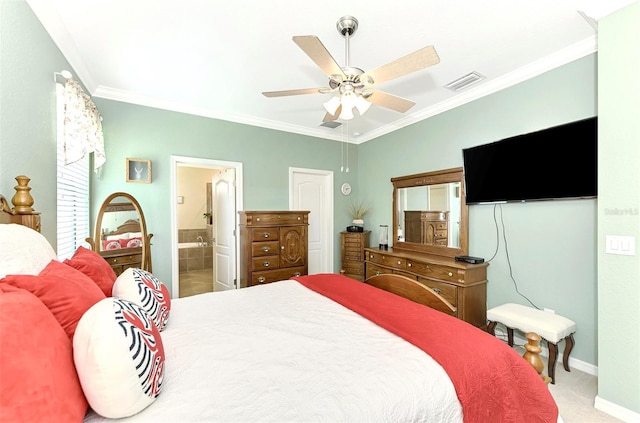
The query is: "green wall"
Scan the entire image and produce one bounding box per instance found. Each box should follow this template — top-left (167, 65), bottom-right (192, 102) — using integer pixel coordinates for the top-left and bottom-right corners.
top-left (90, 100), bottom-right (358, 289)
top-left (0, 0), bottom-right (71, 244)
top-left (2, 0), bottom-right (639, 417)
top-left (597, 2), bottom-right (640, 416)
top-left (359, 55), bottom-right (598, 366)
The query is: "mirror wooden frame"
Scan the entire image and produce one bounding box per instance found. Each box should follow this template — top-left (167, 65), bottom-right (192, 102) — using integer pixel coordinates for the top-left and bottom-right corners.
top-left (392, 167), bottom-right (468, 258)
top-left (87, 192), bottom-right (153, 271)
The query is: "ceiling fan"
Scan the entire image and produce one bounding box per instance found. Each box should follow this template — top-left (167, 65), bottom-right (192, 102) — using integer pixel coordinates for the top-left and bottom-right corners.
top-left (262, 15), bottom-right (440, 122)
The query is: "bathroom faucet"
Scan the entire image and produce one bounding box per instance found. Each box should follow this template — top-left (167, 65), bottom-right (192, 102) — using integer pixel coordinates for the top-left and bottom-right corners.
top-left (196, 236), bottom-right (204, 247)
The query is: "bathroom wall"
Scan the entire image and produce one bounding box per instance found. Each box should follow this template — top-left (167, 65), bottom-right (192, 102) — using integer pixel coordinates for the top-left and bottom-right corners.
top-left (177, 167), bottom-right (215, 230)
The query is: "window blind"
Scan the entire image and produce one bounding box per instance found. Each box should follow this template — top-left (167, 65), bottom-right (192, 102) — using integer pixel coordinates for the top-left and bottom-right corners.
top-left (56, 83), bottom-right (90, 260)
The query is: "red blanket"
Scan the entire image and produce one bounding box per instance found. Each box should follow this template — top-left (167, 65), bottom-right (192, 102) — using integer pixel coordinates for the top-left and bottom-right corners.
top-left (293, 274), bottom-right (558, 423)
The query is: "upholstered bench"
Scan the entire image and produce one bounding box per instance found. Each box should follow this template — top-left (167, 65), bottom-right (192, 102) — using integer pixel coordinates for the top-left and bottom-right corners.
top-left (487, 303), bottom-right (576, 384)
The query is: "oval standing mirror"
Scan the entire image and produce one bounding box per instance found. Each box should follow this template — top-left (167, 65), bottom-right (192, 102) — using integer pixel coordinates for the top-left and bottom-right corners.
top-left (87, 192), bottom-right (153, 274)
top-left (392, 167), bottom-right (468, 258)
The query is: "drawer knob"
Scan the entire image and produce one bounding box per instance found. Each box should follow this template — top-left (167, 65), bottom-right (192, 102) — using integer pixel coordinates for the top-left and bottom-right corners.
top-left (262, 246), bottom-right (270, 252)
top-left (397, 260), bottom-right (401, 265)
top-left (448, 272), bottom-right (453, 277)
top-left (293, 272), bottom-right (301, 276)
top-left (408, 263), bottom-right (412, 267)
top-left (263, 261), bottom-right (271, 267)
top-left (256, 217), bottom-right (261, 221)
top-left (375, 271), bottom-right (381, 276)
top-left (297, 216), bottom-right (301, 220)
top-left (433, 288), bottom-right (441, 294)
top-left (263, 232), bottom-right (270, 238)
top-left (257, 276), bottom-right (266, 283)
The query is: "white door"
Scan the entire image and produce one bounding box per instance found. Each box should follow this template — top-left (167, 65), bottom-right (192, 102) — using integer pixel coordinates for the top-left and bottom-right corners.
top-left (213, 168), bottom-right (236, 291)
top-left (290, 168), bottom-right (333, 274)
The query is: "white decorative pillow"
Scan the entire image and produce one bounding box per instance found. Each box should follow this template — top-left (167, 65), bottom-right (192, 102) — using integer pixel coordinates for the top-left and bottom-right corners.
top-left (0, 223), bottom-right (57, 278)
top-left (73, 298), bottom-right (165, 419)
top-left (113, 268), bottom-right (171, 331)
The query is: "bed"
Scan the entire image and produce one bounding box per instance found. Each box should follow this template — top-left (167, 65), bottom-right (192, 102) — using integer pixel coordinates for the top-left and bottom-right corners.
top-left (0, 190), bottom-right (560, 423)
top-left (99, 219), bottom-right (144, 251)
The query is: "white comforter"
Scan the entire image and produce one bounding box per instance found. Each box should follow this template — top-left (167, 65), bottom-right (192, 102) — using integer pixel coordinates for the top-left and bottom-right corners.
top-left (84, 280), bottom-right (462, 422)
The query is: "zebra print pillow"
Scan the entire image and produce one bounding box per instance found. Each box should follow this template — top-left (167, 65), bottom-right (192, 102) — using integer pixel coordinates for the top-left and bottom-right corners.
top-left (113, 268), bottom-right (171, 331)
top-left (73, 297), bottom-right (165, 418)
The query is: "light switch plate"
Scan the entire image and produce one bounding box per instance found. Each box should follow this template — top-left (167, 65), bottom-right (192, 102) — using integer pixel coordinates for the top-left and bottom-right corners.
top-left (605, 235), bottom-right (636, 255)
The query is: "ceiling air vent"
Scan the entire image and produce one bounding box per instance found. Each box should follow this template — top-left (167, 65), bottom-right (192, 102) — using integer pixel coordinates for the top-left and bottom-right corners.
top-left (320, 121), bottom-right (342, 129)
top-left (445, 71), bottom-right (485, 92)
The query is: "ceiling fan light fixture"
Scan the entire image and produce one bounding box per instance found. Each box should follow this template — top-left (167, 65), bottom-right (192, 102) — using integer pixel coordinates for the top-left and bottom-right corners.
top-left (339, 105), bottom-right (354, 121)
top-left (323, 95), bottom-right (341, 115)
top-left (354, 94), bottom-right (371, 115)
top-left (341, 91), bottom-right (357, 110)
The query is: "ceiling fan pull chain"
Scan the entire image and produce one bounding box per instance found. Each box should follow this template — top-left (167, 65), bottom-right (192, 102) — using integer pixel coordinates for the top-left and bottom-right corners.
top-left (345, 121), bottom-right (350, 173)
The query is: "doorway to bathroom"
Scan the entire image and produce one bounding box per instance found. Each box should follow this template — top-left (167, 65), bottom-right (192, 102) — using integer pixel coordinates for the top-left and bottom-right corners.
top-left (170, 156), bottom-right (243, 299)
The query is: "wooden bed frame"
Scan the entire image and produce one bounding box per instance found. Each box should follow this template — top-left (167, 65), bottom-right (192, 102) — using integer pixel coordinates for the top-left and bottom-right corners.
top-left (362, 274), bottom-right (550, 384)
top-left (101, 219), bottom-right (142, 241)
top-left (1, 178), bottom-right (549, 385)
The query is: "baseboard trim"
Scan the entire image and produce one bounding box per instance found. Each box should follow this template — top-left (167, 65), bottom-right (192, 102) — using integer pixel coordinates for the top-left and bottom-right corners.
top-left (594, 396), bottom-right (640, 423)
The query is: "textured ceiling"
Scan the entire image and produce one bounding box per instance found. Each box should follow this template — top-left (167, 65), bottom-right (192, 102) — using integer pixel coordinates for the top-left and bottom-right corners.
top-left (26, 0), bottom-right (633, 143)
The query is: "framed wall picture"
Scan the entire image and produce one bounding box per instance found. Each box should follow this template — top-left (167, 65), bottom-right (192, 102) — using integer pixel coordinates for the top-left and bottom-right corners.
top-left (126, 158), bottom-right (151, 183)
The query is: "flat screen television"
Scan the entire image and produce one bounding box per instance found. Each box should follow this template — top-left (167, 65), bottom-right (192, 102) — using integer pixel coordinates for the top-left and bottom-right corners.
top-left (462, 117), bottom-right (597, 204)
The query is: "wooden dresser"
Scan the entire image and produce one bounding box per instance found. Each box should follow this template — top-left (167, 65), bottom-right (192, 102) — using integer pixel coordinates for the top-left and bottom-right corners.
top-left (365, 247), bottom-right (488, 328)
top-left (404, 211), bottom-right (448, 246)
top-left (239, 211), bottom-right (309, 288)
top-left (100, 248), bottom-right (144, 276)
top-left (340, 230), bottom-right (370, 281)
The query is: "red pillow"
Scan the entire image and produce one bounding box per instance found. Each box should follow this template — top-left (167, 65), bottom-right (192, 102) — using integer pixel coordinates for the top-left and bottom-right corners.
top-left (102, 240), bottom-right (121, 250)
top-left (1, 260), bottom-right (106, 340)
top-left (64, 246), bottom-right (117, 296)
top-left (0, 283), bottom-right (88, 421)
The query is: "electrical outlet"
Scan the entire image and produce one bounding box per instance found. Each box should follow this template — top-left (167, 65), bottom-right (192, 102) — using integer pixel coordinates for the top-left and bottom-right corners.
top-left (544, 308), bottom-right (555, 314)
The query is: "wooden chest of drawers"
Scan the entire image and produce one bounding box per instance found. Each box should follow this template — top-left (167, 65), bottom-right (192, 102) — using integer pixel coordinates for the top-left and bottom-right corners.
top-left (239, 211), bottom-right (309, 288)
top-left (365, 247), bottom-right (488, 328)
top-left (404, 211), bottom-right (449, 246)
top-left (340, 231), bottom-right (370, 281)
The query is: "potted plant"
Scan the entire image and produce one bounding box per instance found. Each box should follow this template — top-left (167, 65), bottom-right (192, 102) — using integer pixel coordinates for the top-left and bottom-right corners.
top-left (348, 200), bottom-right (370, 230)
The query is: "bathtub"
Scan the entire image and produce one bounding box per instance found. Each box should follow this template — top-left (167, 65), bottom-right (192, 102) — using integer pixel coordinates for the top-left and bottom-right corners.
top-left (178, 242), bottom-right (213, 272)
top-left (178, 242), bottom-right (205, 249)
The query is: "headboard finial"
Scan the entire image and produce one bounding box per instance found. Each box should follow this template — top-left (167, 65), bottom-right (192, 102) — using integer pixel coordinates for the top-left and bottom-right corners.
top-left (11, 175), bottom-right (34, 213)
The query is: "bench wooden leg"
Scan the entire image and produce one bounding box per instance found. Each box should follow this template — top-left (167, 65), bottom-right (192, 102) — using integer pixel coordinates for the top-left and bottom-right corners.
top-left (548, 342), bottom-right (558, 384)
top-left (487, 321), bottom-right (497, 335)
top-left (563, 334), bottom-right (574, 372)
top-left (487, 321), bottom-right (515, 346)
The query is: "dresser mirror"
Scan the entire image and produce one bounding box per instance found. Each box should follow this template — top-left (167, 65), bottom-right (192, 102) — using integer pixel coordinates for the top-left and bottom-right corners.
top-left (87, 192), bottom-right (153, 273)
top-left (392, 167), bottom-right (468, 258)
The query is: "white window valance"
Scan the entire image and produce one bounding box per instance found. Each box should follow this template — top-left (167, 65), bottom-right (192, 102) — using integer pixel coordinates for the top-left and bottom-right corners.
top-left (63, 79), bottom-right (105, 172)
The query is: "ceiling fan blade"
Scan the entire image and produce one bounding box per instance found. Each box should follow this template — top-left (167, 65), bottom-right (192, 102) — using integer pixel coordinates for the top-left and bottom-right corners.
top-left (367, 90), bottom-right (416, 113)
top-left (293, 35), bottom-right (346, 80)
top-left (262, 88), bottom-right (323, 97)
top-left (323, 106), bottom-right (342, 122)
top-left (360, 46), bottom-right (440, 86)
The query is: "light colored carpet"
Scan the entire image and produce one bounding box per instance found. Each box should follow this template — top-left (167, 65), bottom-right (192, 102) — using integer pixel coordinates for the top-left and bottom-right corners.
top-left (513, 346), bottom-right (622, 423)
